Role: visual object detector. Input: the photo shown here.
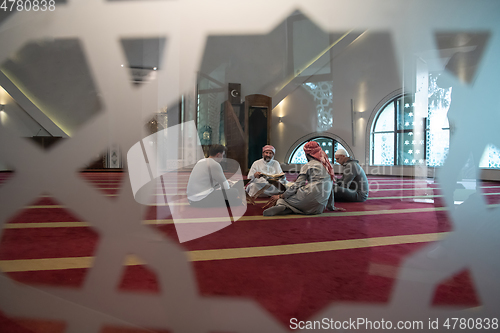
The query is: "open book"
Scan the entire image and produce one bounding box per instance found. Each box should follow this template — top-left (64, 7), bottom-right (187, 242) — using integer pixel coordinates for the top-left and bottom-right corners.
top-left (260, 172), bottom-right (285, 181)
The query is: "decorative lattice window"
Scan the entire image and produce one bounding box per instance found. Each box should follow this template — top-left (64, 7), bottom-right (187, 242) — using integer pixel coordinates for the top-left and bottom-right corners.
top-left (289, 137), bottom-right (348, 164)
top-left (303, 81), bottom-right (333, 131)
top-left (371, 74), bottom-right (455, 167)
top-left (479, 144), bottom-right (500, 169)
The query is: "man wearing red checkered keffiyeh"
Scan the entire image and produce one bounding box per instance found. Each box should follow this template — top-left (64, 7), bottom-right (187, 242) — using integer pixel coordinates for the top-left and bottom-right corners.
top-left (263, 141), bottom-right (344, 216)
top-left (303, 141), bottom-right (335, 180)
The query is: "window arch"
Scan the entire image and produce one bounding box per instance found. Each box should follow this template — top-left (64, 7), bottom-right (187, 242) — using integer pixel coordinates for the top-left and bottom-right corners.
top-left (479, 144), bottom-right (500, 169)
top-left (370, 75), bottom-right (453, 166)
top-left (287, 135), bottom-right (351, 165)
top-left (370, 74), bottom-right (500, 169)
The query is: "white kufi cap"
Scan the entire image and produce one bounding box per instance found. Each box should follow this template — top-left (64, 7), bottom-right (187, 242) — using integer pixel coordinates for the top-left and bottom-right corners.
top-left (334, 148), bottom-right (348, 157)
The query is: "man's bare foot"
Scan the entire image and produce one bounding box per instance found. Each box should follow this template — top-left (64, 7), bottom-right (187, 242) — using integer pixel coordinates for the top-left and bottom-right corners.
top-left (327, 205), bottom-right (345, 212)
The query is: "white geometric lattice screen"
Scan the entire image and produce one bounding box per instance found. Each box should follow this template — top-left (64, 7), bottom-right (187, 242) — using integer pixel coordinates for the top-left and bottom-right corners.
top-left (1, 1), bottom-right (499, 332)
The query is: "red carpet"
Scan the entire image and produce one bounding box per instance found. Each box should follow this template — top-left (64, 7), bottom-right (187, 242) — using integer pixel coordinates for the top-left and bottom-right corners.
top-left (0, 172), bottom-right (490, 331)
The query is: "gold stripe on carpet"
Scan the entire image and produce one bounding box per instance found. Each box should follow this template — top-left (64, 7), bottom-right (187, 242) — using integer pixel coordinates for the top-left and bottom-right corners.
top-left (26, 190), bottom-right (500, 207)
top-left (0, 257), bottom-right (95, 272)
top-left (188, 232), bottom-right (449, 261)
top-left (145, 207), bottom-right (450, 225)
top-left (7, 204), bottom-right (499, 229)
top-left (3, 206), bottom-right (448, 229)
top-left (4, 222), bottom-right (90, 229)
top-left (26, 205), bottom-right (65, 209)
top-left (0, 232), bottom-right (449, 272)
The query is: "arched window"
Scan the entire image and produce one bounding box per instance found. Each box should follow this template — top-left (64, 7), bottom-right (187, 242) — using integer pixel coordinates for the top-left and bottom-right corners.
top-left (426, 73), bottom-right (452, 167)
top-left (371, 74), bottom-right (500, 169)
top-left (370, 76), bottom-right (452, 166)
top-left (479, 144), bottom-right (500, 169)
top-left (288, 136), bottom-right (349, 164)
top-left (371, 94), bottom-right (436, 166)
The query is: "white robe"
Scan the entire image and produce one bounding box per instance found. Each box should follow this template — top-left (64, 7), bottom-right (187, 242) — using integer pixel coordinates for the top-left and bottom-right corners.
top-left (246, 158), bottom-right (287, 197)
top-left (187, 158), bottom-right (230, 201)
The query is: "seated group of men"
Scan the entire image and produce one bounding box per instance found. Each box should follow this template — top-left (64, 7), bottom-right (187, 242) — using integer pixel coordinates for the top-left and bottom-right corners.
top-left (186, 142), bottom-right (369, 215)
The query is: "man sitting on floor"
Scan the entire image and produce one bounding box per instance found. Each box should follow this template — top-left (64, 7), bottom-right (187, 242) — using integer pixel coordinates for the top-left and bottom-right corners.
top-left (262, 141), bottom-right (335, 216)
top-left (187, 144), bottom-right (243, 208)
top-left (246, 145), bottom-right (288, 198)
top-left (331, 148), bottom-right (369, 202)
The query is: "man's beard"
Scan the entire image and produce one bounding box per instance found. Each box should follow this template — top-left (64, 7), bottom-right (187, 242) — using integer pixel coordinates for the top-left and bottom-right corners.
top-left (264, 156), bottom-right (273, 162)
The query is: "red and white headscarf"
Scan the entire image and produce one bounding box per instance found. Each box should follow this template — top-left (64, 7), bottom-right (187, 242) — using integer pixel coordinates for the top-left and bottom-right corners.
top-left (262, 145), bottom-right (275, 154)
top-left (303, 141), bottom-right (335, 180)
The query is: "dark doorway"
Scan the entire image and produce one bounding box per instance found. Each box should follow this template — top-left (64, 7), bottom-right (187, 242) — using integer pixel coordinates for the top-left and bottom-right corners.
top-left (248, 107), bottom-right (268, 169)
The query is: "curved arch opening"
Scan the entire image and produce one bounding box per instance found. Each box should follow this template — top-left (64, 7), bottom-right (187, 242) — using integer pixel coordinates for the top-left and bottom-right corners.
top-left (368, 81), bottom-right (454, 167)
top-left (286, 134), bottom-right (352, 165)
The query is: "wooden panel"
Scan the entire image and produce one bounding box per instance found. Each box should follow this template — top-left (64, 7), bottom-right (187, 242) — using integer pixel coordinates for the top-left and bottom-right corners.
top-left (245, 94), bottom-right (272, 169)
top-left (223, 101), bottom-right (248, 173)
top-left (228, 83), bottom-right (241, 104)
top-left (245, 94), bottom-right (272, 145)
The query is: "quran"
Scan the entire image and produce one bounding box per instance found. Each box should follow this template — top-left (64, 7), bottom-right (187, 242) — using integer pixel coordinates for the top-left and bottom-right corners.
top-left (245, 173), bottom-right (287, 205)
top-left (261, 173), bottom-right (287, 193)
top-left (260, 172), bottom-right (285, 181)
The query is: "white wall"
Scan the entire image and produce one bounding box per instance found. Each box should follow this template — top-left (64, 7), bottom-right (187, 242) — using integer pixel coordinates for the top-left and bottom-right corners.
top-left (268, 30), bottom-right (500, 181)
top-left (0, 88), bottom-right (50, 170)
top-left (271, 31), bottom-right (401, 166)
top-left (199, 22), bottom-right (288, 99)
top-left (0, 87), bottom-right (50, 137)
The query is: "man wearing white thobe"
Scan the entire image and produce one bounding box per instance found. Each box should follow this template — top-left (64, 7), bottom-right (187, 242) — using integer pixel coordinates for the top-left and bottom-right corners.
top-left (187, 144), bottom-right (242, 207)
top-left (246, 145), bottom-right (287, 197)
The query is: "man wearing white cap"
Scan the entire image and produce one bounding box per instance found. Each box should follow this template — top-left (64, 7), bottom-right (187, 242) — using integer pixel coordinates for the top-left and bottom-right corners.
top-left (246, 145), bottom-right (288, 198)
top-left (327, 148), bottom-right (369, 206)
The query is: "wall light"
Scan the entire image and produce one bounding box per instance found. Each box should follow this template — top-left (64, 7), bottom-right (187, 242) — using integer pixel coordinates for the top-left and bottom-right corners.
top-left (0, 105), bottom-right (5, 125)
top-left (278, 117), bottom-right (283, 123)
